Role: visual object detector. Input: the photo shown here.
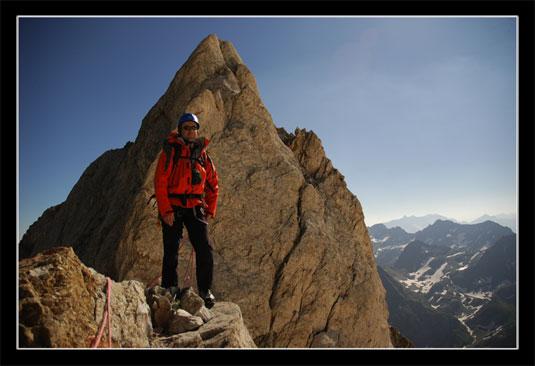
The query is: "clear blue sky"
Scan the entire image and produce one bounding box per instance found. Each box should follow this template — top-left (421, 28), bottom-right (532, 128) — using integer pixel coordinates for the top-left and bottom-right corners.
top-left (18, 17), bottom-right (517, 240)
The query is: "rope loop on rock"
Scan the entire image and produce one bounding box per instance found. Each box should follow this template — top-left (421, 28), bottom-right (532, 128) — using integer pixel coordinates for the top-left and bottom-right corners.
top-left (90, 277), bottom-right (113, 348)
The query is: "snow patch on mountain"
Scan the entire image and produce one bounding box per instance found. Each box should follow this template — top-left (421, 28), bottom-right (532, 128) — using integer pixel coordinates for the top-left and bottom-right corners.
top-left (376, 242), bottom-right (411, 252)
top-left (465, 291), bottom-right (492, 300)
top-left (399, 258), bottom-right (451, 293)
top-left (371, 236), bottom-right (390, 244)
top-left (458, 315), bottom-right (476, 338)
top-left (422, 262), bottom-right (449, 294)
top-left (447, 252), bottom-right (464, 258)
top-left (409, 257), bottom-right (435, 281)
top-left (469, 252), bottom-right (482, 262)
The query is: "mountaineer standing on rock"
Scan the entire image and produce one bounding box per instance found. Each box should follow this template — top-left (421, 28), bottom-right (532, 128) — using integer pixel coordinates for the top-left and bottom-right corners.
top-left (154, 112), bottom-right (219, 308)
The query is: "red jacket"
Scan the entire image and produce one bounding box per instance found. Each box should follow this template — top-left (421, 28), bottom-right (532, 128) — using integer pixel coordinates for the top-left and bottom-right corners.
top-left (154, 132), bottom-right (219, 218)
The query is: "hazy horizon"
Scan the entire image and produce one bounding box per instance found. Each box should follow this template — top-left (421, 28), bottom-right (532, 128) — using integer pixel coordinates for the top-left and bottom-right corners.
top-left (18, 17), bottom-right (517, 241)
top-left (364, 211), bottom-right (517, 227)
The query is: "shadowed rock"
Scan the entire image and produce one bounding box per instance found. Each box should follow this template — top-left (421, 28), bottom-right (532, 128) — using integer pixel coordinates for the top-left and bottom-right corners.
top-left (389, 326), bottom-right (415, 348)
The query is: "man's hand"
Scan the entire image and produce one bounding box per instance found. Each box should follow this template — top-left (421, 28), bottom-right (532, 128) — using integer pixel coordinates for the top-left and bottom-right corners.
top-left (162, 212), bottom-right (175, 226)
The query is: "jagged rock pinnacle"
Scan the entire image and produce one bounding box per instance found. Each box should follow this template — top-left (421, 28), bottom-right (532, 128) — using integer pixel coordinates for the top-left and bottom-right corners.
top-left (20, 34), bottom-right (392, 348)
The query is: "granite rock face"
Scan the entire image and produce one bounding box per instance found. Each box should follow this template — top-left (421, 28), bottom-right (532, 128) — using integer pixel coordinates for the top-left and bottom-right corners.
top-left (19, 34), bottom-right (392, 348)
top-left (19, 247), bottom-right (152, 348)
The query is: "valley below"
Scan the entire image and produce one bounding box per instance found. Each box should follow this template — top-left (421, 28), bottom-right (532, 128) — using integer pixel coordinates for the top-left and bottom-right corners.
top-left (369, 219), bottom-right (516, 348)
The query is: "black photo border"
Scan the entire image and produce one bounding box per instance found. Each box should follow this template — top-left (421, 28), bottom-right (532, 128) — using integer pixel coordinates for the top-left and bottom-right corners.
top-left (2, 1), bottom-right (533, 366)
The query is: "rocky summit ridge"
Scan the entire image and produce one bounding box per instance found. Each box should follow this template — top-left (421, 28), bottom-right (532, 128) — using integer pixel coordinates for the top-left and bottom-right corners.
top-left (20, 34), bottom-right (392, 348)
top-left (19, 247), bottom-right (255, 348)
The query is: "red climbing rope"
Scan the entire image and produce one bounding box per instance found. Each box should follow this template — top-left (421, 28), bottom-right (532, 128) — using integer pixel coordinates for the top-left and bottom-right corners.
top-left (106, 278), bottom-right (111, 347)
top-left (91, 277), bottom-right (112, 348)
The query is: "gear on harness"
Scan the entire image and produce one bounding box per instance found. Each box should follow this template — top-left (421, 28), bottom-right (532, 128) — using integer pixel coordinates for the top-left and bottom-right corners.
top-left (149, 137), bottom-right (212, 209)
top-left (188, 141), bottom-right (205, 186)
top-left (169, 193), bottom-right (203, 207)
top-left (162, 138), bottom-right (207, 181)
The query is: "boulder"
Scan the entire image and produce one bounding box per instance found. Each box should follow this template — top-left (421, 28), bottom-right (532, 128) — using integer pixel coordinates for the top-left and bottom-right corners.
top-left (151, 331), bottom-right (204, 348)
top-left (19, 247), bottom-right (152, 348)
top-left (179, 287), bottom-right (204, 315)
top-left (151, 302), bottom-right (256, 348)
top-left (167, 309), bottom-right (204, 334)
top-left (195, 306), bottom-right (215, 323)
top-left (151, 295), bottom-right (172, 331)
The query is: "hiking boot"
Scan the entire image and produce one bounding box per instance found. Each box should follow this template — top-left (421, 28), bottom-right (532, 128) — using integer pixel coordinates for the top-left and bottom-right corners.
top-left (199, 289), bottom-right (216, 309)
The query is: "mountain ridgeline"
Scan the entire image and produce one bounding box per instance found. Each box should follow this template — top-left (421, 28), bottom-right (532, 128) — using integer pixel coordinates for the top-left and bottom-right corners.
top-left (380, 214), bottom-right (516, 233)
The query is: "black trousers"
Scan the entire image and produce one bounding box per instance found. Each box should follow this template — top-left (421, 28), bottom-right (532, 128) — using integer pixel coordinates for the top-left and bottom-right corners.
top-left (160, 205), bottom-right (213, 293)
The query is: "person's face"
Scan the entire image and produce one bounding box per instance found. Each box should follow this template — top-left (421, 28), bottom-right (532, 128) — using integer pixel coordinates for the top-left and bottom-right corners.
top-left (180, 121), bottom-right (199, 140)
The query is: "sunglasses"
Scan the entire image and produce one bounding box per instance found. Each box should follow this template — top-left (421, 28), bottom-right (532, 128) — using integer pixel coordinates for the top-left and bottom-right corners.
top-left (182, 125), bottom-right (198, 131)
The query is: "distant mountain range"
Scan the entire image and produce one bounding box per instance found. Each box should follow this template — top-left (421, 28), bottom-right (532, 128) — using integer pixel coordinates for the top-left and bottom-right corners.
top-left (415, 219), bottom-right (513, 251)
top-left (465, 214), bottom-right (516, 233)
top-left (380, 213), bottom-right (516, 233)
top-left (369, 220), bottom-right (514, 267)
top-left (369, 219), bottom-right (516, 348)
top-left (381, 214), bottom-right (454, 233)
